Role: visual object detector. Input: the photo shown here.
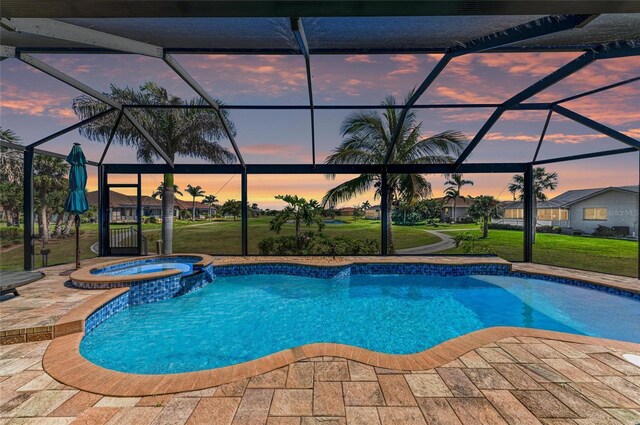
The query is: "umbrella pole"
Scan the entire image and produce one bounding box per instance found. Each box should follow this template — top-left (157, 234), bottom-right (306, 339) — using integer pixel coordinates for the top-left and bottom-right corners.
top-left (75, 214), bottom-right (81, 270)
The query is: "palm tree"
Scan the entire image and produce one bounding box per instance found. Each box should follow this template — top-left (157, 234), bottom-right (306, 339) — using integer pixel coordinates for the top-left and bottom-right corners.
top-left (33, 156), bottom-right (68, 243)
top-left (323, 93), bottom-right (467, 253)
top-left (0, 128), bottom-right (24, 226)
top-left (202, 194), bottom-right (218, 219)
top-left (508, 167), bottom-right (558, 242)
top-left (185, 184), bottom-right (205, 221)
top-left (74, 82), bottom-right (235, 254)
top-left (444, 173), bottom-right (474, 222)
top-left (270, 194), bottom-right (325, 252)
top-left (152, 183), bottom-right (183, 199)
top-left (467, 195), bottom-right (502, 238)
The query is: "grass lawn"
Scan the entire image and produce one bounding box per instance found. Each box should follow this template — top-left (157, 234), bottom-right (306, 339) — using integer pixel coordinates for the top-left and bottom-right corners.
top-left (144, 217), bottom-right (440, 255)
top-left (2, 219), bottom-right (635, 277)
top-left (442, 229), bottom-right (638, 278)
top-left (0, 217), bottom-right (440, 269)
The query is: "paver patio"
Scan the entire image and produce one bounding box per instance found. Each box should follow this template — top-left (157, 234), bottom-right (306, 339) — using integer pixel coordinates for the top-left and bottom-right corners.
top-left (1, 257), bottom-right (639, 424)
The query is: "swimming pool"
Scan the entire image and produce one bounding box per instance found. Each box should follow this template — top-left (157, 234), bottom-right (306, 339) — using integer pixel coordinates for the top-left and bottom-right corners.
top-left (80, 265), bottom-right (640, 374)
top-left (95, 262), bottom-right (194, 276)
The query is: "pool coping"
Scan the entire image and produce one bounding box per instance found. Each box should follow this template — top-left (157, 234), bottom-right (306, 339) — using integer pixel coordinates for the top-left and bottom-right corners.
top-left (69, 253), bottom-right (214, 286)
top-left (44, 260), bottom-right (640, 396)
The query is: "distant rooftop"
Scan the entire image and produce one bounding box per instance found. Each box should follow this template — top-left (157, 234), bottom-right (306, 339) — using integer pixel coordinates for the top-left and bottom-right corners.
top-left (504, 185), bottom-right (639, 209)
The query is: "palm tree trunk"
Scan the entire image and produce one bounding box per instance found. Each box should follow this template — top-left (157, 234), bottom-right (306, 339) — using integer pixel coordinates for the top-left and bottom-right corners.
top-left (162, 173), bottom-right (175, 254)
top-left (54, 214), bottom-right (64, 238)
top-left (386, 201), bottom-right (394, 254)
top-left (40, 196), bottom-right (49, 244)
top-left (532, 202), bottom-right (537, 244)
top-left (452, 198), bottom-right (457, 223)
top-left (63, 214), bottom-right (75, 237)
top-left (192, 198), bottom-right (196, 221)
top-left (482, 218), bottom-right (489, 238)
top-left (295, 218), bottom-right (301, 253)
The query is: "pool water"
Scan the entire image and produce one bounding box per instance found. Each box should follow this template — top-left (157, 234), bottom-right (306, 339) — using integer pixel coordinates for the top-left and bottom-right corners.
top-left (97, 262), bottom-right (193, 276)
top-left (80, 273), bottom-right (640, 374)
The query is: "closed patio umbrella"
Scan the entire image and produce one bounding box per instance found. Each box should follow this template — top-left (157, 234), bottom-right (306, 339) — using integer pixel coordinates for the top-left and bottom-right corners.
top-left (64, 143), bottom-right (89, 270)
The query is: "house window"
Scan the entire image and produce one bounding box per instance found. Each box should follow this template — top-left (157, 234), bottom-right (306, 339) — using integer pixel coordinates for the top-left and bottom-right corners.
top-left (537, 208), bottom-right (568, 221)
top-left (504, 208), bottom-right (523, 219)
top-left (583, 207), bottom-right (607, 221)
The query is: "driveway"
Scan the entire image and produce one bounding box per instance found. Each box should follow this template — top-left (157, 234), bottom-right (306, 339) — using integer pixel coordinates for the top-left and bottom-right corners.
top-left (397, 228), bottom-right (476, 254)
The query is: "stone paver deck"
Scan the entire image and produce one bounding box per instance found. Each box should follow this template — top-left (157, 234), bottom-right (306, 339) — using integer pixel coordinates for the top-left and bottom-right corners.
top-left (2, 335), bottom-right (640, 424)
top-left (1, 256), bottom-right (639, 423)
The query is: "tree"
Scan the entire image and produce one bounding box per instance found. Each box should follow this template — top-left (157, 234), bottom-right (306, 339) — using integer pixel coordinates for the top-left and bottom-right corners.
top-left (74, 82), bottom-right (235, 253)
top-left (323, 93), bottom-right (467, 253)
top-left (33, 156), bottom-right (69, 243)
top-left (353, 204), bottom-right (365, 221)
top-left (220, 199), bottom-right (242, 221)
top-left (467, 196), bottom-right (502, 238)
top-left (269, 194), bottom-right (325, 252)
top-left (0, 127), bottom-right (24, 226)
top-left (202, 194), bottom-right (218, 219)
top-left (444, 173), bottom-right (474, 222)
top-left (185, 184), bottom-right (205, 221)
top-left (152, 183), bottom-right (183, 199)
top-left (508, 167), bottom-right (558, 242)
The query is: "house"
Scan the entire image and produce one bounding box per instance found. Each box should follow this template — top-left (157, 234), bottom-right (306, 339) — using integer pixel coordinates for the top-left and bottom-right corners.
top-left (500, 186), bottom-right (639, 236)
top-left (435, 196), bottom-right (475, 222)
top-left (174, 198), bottom-right (210, 219)
top-left (87, 190), bottom-right (211, 222)
top-left (365, 205), bottom-right (381, 220)
top-left (337, 207), bottom-right (358, 216)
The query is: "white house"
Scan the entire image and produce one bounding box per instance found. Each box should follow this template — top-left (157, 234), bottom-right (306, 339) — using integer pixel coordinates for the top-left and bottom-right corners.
top-left (500, 186), bottom-right (639, 237)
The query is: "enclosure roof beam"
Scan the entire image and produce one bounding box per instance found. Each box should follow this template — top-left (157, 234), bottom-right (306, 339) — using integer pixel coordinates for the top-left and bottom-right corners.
top-left (453, 41), bottom-right (640, 168)
top-left (28, 108), bottom-right (117, 148)
top-left (98, 110), bottom-right (124, 166)
top-left (384, 14), bottom-right (592, 165)
top-left (1, 18), bottom-right (163, 57)
top-left (121, 109), bottom-right (174, 165)
top-left (291, 17), bottom-right (316, 166)
top-left (103, 162), bottom-right (527, 174)
top-left (0, 45), bottom-right (15, 60)
top-left (117, 102), bottom-right (553, 110)
top-left (532, 147), bottom-right (637, 165)
top-left (551, 105), bottom-right (640, 150)
top-left (10, 45), bottom-right (627, 55)
top-left (163, 54), bottom-right (245, 166)
top-left (532, 110), bottom-right (553, 162)
top-left (18, 53), bottom-right (174, 167)
top-left (553, 76), bottom-right (640, 104)
top-left (0, 139), bottom-right (100, 166)
top-left (4, 0), bottom-right (638, 18)
top-left (2, 18), bottom-right (246, 165)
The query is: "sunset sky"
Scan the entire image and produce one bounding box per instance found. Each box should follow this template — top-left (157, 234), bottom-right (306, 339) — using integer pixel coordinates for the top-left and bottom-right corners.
top-left (1, 52), bottom-right (638, 209)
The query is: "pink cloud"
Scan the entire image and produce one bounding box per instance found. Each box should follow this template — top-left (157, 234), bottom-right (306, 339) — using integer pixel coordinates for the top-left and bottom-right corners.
top-left (0, 82), bottom-right (77, 122)
top-left (484, 131), bottom-right (609, 145)
top-left (241, 143), bottom-right (308, 161)
top-left (433, 86), bottom-right (501, 103)
top-left (387, 54), bottom-right (420, 76)
top-left (345, 55), bottom-right (375, 64)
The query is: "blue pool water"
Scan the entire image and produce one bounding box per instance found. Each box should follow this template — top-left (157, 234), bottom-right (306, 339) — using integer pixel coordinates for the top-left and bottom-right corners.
top-left (96, 262), bottom-right (193, 276)
top-left (80, 273), bottom-right (640, 374)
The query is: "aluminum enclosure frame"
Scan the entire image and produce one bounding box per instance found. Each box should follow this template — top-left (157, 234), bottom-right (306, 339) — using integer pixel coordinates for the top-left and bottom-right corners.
top-left (1, 16), bottom-right (638, 275)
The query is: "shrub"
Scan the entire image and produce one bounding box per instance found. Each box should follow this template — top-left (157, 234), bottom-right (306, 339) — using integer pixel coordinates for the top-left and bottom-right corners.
top-left (454, 216), bottom-right (476, 224)
top-left (453, 232), bottom-right (496, 255)
top-left (592, 225), bottom-right (616, 237)
top-left (148, 216), bottom-right (158, 224)
top-left (0, 226), bottom-right (22, 247)
top-left (489, 223), bottom-right (523, 231)
top-left (537, 225), bottom-right (561, 234)
top-left (258, 232), bottom-right (379, 256)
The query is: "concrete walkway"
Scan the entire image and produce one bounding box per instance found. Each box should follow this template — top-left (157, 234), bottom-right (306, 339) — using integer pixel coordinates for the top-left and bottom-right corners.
top-left (397, 228), bottom-right (476, 254)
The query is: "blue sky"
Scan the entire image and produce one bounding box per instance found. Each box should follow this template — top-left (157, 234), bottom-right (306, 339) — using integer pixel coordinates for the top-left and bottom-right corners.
top-left (1, 53), bottom-right (638, 208)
